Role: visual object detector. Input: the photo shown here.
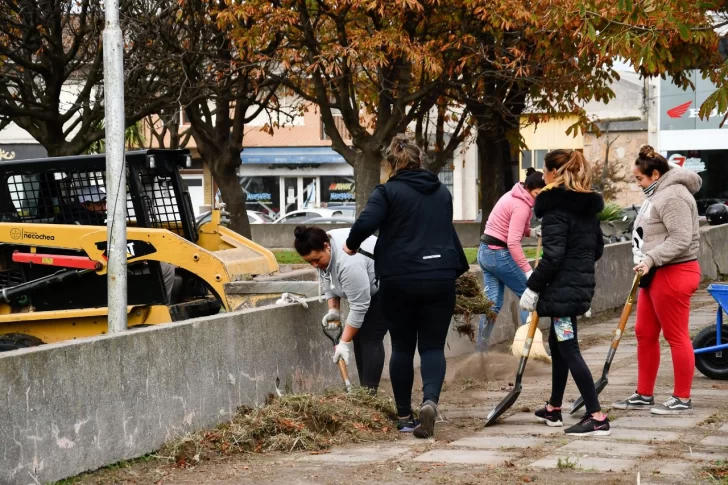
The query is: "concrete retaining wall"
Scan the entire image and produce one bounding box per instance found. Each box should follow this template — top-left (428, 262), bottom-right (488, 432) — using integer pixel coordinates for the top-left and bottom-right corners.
top-left (2, 224), bottom-right (727, 484)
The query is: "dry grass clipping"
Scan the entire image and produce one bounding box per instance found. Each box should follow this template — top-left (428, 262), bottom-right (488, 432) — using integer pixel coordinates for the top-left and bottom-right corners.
top-left (454, 273), bottom-right (496, 341)
top-left (162, 388), bottom-right (397, 468)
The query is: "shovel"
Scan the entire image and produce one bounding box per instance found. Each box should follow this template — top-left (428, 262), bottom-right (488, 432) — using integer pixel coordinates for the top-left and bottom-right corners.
top-left (569, 270), bottom-right (642, 414)
top-left (484, 237), bottom-right (542, 427)
top-left (322, 322), bottom-right (353, 393)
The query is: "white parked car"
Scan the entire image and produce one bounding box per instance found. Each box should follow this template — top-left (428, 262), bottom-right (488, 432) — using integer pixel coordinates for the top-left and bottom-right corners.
top-left (195, 210), bottom-right (273, 228)
top-left (273, 207), bottom-right (355, 224)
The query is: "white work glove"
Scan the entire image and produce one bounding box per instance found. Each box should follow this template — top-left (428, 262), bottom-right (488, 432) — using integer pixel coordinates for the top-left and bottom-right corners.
top-left (584, 307), bottom-right (593, 318)
top-left (525, 269), bottom-right (533, 280)
top-left (321, 309), bottom-right (341, 331)
top-left (333, 340), bottom-right (353, 365)
top-left (533, 226), bottom-right (542, 238)
top-left (520, 288), bottom-right (539, 312)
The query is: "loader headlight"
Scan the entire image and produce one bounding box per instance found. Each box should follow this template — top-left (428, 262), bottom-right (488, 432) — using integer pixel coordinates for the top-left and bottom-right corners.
top-left (185, 155), bottom-right (192, 168)
top-left (147, 155), bottom-right (156, 169)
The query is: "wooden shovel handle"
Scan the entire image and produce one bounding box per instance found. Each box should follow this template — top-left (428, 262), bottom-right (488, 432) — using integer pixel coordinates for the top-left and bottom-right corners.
top-left (337, 359), bottom-right (350, 382)
top-left (526, 237), bottom-right (542, 340)
top-left (611, 271), bottom-right (642, 349)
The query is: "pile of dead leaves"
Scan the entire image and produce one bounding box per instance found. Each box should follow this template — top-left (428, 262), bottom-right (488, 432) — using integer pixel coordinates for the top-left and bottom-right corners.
top-left (454, 272), bottom-right (496, 341)
top-left (162, 388), bottom-right (397, 467)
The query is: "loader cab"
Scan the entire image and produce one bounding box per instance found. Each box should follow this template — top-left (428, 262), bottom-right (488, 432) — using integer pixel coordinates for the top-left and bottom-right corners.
top-left (0, 149), bottom-right (204, 314)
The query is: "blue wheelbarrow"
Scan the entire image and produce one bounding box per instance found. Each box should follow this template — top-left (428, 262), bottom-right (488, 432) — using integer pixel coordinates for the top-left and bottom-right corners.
top-left (693, 283), bottom-right (728, 380)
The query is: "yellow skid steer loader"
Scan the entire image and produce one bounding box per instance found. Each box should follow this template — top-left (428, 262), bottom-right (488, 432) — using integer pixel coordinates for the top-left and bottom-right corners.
top-left (0, 149), bottom-right (278, 350)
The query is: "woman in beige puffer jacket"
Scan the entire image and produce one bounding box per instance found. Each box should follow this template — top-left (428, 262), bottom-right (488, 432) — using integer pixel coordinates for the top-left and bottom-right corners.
top-left (613, 145), bottom-right (702, 416)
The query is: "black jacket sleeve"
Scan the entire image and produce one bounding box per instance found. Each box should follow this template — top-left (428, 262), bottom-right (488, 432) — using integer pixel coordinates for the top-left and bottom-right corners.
top-left (527, 210), bottom-right (569, 294)
top-left (595, 224), bottom-right (605, 262)
top-left (346, 184), bottom-right (388, 251)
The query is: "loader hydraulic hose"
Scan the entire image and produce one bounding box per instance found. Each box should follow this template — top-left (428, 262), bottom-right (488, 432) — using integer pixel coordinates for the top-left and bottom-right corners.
top-left (1, 269), bottom-right (92, 303)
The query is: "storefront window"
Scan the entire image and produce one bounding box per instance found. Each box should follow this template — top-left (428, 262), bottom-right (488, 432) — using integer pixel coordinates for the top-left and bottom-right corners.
top-left (666, 149), bottom-right (728, 214)
top-left (240, 176), bottom-right (280, 217)
top-left (320, 176), bottom-right (355, 206)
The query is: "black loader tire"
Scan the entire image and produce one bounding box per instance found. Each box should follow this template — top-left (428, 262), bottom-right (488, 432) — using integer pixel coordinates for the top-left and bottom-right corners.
top-left (0, 333), bottom-right (45, 352)
top-left (693, 324), bottom-right (728, 380)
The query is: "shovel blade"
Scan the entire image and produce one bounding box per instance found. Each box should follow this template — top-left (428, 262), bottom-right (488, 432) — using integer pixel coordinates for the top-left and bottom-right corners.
top-left (569, 376), bottom-right (608, 414)
top-left (484, 383), bottom-right (522, 426)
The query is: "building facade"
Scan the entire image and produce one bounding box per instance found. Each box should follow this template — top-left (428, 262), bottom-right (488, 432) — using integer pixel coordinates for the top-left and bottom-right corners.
top-left (648, 71), bottom-right (728, 214)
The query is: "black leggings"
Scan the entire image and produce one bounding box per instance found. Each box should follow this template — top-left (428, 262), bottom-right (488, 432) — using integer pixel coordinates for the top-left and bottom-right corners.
top-left (352, 292), bottom-right (390, 390)
top-left (380, 277), bottom-right (456, 417)
top-left (548, 316), bottom-right (601, 414)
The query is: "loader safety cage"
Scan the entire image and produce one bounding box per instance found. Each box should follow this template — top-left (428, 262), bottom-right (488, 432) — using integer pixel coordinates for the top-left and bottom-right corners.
top-left (0, 149), bottom-right (197, 242)
top-left (0, 150), bottom-right (199, 313)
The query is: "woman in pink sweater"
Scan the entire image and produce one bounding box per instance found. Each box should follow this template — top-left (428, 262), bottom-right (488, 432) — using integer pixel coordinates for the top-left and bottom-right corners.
top-left (477, 170), bottom-right (545, 351)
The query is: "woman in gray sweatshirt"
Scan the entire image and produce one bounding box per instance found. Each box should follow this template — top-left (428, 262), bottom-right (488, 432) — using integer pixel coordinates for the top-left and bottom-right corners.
top-left (294, 226), bottom-right (389, 391)
top-left (613, 146), bottom-right (702, 415)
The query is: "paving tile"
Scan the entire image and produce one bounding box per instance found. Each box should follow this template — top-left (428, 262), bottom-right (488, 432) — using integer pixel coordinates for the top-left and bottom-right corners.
top-left (448, 436), bottom-right (545, 450)
top-left (610, 415), bottom-right (705, 429)
top-left (594, 428), bottom-right (680, 443)
top-left (297, 446), bottom-right (412, 463)
top-left (412, 449), bottom-right (517, 465)
top-left (502, 412), bottom-right (581, 426)
top-left (652, 461), bottom-right (696, 477)
top-left (529, 455), bottom-right (636, 472)
top-left (700, 435), bottom-right (728, 447)
top-left (558, 440), bottom-right (654, 457)
top-left (683, 450), bottom-right (728, 462)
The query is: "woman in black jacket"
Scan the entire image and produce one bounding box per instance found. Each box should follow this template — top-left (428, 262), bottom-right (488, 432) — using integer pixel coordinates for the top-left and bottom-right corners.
top-left (344, 134), bottom-right (469, 439)
top-left (520, 149), bottom-right (609, 436)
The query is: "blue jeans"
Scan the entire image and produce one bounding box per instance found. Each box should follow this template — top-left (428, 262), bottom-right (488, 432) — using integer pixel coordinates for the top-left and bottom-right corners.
top-left (476, 243), bottom-right (530, 351)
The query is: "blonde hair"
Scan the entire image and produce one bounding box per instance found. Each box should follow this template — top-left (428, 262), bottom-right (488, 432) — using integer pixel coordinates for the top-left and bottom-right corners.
top-left (544, 149), bottom-right (593, 193)
top-left (385, 134), bottom-right (424, 177)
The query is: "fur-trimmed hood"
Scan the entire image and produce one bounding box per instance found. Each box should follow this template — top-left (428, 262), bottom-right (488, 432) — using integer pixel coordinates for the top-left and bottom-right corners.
top-left (534, 185), bottom-right (605, 219)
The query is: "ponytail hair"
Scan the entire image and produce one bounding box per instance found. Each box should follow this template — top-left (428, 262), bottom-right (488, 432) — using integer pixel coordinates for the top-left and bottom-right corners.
top-left (544, 149), bottom-right (593, 193)
top-left (385, 133), bottom-right (424, 177)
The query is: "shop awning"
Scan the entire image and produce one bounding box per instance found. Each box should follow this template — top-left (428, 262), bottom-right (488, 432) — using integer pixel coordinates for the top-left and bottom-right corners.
top-left (240, 147), bottom-right (346, 164)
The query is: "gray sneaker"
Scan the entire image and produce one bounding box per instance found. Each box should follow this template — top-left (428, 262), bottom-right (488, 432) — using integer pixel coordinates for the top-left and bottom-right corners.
top-left (612, 392), bottom-right (654, 410)
top-left (651, 396), bottom-right (692, 415)
top-left (414, 400), bottom-right (437, 439)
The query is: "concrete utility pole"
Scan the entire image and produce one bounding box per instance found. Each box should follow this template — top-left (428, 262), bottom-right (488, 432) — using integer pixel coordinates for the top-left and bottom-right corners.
top-left (103, 0), bottom-right (128, 333)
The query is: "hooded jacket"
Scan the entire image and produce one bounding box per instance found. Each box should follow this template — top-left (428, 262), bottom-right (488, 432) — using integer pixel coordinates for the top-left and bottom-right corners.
top-left (346, 169), bottom-right (469, 279)
top-left (319, 228), bottom-right (378, 328)
top-left (632, 167), bottom-right (701, 269)
top-left (527, 186), bottom-right (604, 318)
top-left (484, 183), bottom-right (535, 273)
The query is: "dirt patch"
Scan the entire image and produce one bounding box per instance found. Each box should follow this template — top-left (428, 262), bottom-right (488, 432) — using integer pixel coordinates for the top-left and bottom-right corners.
top-left (451, 351), bottom-right (551, 383)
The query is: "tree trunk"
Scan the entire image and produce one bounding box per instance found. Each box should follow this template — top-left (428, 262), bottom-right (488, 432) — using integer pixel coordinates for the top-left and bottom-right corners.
top-left (209, 159), bottom-right (251, 239)
top-left (353, 152), bottom-right (383, 216)
top-left (477, 128), bottom-right (509, 234)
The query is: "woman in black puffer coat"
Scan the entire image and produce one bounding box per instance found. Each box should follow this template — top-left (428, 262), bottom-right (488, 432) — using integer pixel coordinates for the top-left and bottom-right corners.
top-left (519, 149), bottom-right (608, 437)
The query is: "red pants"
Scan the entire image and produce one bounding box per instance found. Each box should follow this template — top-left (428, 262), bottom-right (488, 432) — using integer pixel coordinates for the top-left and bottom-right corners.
top-left (636, 261), bottom-right (700, 399)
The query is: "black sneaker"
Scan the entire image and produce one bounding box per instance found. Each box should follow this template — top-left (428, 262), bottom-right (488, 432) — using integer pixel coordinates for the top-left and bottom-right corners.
top-left (612, 392), bottom-right (654, 410)
top-left (564, 414), bottom-right (611, 437)
top-left (535, 403), bottom-right (563, 427)
top-left (397, 415), bottom-right (418, 432)
top-left (651, 396), bottom-right (693, 415)
top-left (414, 400), bottom-right (437, 438)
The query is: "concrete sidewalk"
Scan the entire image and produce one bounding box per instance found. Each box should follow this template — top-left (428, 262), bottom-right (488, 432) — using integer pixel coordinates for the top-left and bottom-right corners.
top-left (70, 288), bottom-right (728, 484)
top-left (282, 289), bottom-right (726, 484)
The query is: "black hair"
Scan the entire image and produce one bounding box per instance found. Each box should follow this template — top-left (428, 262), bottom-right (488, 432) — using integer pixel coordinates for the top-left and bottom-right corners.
top-left (294, 225), bottom-right (329, 256)
top-left (524, 167), bottom-right (537, 177)
top-left (524, 170), bottom-right (546, 190)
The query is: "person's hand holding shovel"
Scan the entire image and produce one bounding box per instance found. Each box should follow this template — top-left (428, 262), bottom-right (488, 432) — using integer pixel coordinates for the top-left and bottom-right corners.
top-left (333, 339), bottom-right (353, 365)
top-left (322, 309), bottom-right (341, 331)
